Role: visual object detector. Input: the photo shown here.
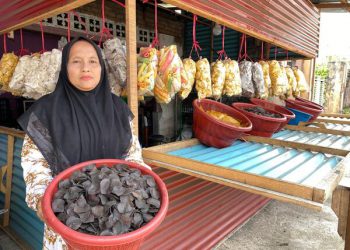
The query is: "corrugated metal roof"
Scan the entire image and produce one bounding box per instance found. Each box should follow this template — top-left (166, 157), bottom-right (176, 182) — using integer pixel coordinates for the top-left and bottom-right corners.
top-left (168, 141), bottom-right (341, 186)
top-left (142, 167), bottom-right (270, 250)
top-left (164, 0), bottom-right (320, 58)
top-left (0, 135), bottom-right (44, 250)
top-left (273, 129), bottom-right (350, 150)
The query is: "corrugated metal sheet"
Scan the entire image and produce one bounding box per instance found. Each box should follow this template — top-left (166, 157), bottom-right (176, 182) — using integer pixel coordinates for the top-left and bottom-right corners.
top-left (142, 167), bottom-right (270, 250)
top-left (0, 134), bottom-right (44, 250)
top-left (0, 0), bottom-right (93, 34)
top-left (1, 133), bottom-right (269, 250)
top-left (273, 129), bottom-right (350, 150)
top-left (168, 141), bottom-right (341, 186)
top-left (164, 0), bottom-right (320, 58)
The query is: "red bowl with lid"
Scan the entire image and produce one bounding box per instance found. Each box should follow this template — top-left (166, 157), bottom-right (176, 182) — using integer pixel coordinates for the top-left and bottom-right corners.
top-left (193, 99), bottom-right (252, 148)
top-left (232, 102), bottom-right (287, 137)
top-left (250, 98), bottom-right (295, 132)
top-left (285, 99), bottom-right (323, 122)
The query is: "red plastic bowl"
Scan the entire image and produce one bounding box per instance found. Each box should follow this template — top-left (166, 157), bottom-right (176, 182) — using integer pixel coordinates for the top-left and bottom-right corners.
top-left (193, 99), bottom-right (252, 148)
top-left (285, 99), bottom-right (323, 122)
top-left (250, 98), bottom-right (295, 132)
top-left (42, 159), bottom-right (169, 250)
top-left (231, 103), bottom-right (287, 137)
top-left (295, 97), bottom-right (323, 109)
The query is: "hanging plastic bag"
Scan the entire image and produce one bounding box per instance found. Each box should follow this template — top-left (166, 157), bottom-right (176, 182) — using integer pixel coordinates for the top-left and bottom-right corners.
top-left (137, 47), bottom-right (157, 96)
top-left (269, 60), bottom-right (287, 97)
top-left (223, 58), bottom-right (241, 96)
top-left (285, 66), bottom-right (297, 98)
top-left (195, 58), bottom-right (212, 99)
top-left (154, 45), bottom-right (182, 103)
top-left (0, 53), bottom-right (19, 90)
top-left (211, 60), bottom-right (225, 100)
top-left (293, 67), bottom-right (309, 95)
top-left (259, 61), bottom-right (271, 98)
top-left (239, 60), bottom-right (254, 97)
top-left (179, 58), bottom-right (196, 100)
top-left (252, 62), bottom-right (266, 98)
top-left (103, 37), bottom-right (127, 87)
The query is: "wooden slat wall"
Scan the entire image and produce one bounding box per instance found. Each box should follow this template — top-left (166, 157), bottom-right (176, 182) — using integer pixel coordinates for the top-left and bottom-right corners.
top-left (163, 0), bottom-right (320, 58)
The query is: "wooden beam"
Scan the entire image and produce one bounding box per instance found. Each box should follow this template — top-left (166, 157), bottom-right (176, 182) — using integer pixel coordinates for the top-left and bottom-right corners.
top-left (242, 135), bottom-right (349, 157)
top-left (321, 113), bottom-right (350, 119)
top-left (3, 135), bottom-right (14, 227)
top-left (314, 3), bottom-right (350, 11)
top-left (284, 125), bottom-right (350, 136)
top-left (125, 0), bottom-right (138, 136)
top-left (316, 118), bottom-right (350, 125)
top-left (0, 126), bottom-right (25, 139)
top-left (0, 0), bottom-right (95, 34)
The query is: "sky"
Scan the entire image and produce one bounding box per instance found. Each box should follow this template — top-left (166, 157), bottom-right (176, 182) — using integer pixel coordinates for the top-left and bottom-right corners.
top-left (318, 11), bottom-right (350, 61)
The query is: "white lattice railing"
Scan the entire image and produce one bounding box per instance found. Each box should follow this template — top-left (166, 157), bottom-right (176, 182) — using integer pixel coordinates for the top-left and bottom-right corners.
top-left (42, 12), bottom-right (154, 45)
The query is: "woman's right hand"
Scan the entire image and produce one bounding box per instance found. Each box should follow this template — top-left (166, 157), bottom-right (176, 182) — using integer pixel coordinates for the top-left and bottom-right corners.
top-left (36, 197), bottom-right (44, 221)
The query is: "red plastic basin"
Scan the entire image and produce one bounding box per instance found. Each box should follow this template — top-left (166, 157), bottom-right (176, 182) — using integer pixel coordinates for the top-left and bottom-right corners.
top-left (250, 98), bottom-right (295, 132)
top-left (42, 159), bottom-right (169, 250)
top-left (295, 97), bottom-right (324, 109)
top-left (193, 99), bottom-right (252, 148)
top-left (285, 99), bottom-right (323, 122)
top-left (231, 102), bottom-right (287, 137)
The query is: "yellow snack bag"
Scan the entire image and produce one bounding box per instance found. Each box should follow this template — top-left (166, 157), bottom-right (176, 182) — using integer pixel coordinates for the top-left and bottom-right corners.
top-left (211, 60), bottom-right (226, 100)
top-left (195, 58), bottom-right (212, 99)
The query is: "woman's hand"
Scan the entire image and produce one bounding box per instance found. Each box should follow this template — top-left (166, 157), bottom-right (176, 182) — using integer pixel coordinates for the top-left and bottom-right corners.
top-left (36, 197), bottom-right (44, 221)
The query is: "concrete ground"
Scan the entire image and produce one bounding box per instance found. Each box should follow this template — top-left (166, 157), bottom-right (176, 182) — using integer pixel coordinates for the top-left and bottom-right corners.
top-left (215, 199), bottom-right (344, 250)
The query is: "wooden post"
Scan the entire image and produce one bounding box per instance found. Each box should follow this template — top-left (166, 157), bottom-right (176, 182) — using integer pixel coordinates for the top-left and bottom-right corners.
top-left (332, 177), bottom-right (350, 249)
top-left (126, 0), bottom-right (138, 136)
top-left (2, 135), bottom-right (14, 227)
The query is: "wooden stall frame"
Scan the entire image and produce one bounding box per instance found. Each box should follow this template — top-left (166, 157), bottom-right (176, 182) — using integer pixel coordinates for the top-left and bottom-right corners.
top-left (315, 118), bottom-right (350, 125)
top-left (284, 124), bottom-right (350, 136)
top-left (0, 127), bottom-right (24, 227)
top-left (320, 113), bottom-right (350, 119)
top-left (143, 137), bottom-right (349, 211)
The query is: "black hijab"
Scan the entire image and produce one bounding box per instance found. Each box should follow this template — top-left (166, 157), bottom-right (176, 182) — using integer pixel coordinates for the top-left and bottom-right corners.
top-left (18, 37), bottom-right (133, 176)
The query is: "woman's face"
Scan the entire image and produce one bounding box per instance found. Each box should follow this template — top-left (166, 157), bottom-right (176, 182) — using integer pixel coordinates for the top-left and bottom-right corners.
top-left (67, 40), bottom-right (102, 91)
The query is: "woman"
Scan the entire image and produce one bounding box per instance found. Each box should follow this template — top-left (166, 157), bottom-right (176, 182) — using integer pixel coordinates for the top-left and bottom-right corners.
top-left (18, 37), bottom-right (150, 249)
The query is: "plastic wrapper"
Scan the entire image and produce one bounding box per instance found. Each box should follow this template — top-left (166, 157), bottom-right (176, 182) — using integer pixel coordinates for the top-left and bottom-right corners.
top-left (211, 60), bottom-right (225, 100)
top-left (239, 60), bottom-right (254, 97)
top-left (9, 55), bottom-right (35, 96)
top-left (137, 47), bottom-right (157, 96)
top-left (103, 37), bottom-right (127, 87)
top-left (179, 58), bottom-right (196, 100)
top-left (293, 67), bottom-right (309, 95)
top-left (195, 58), bottom-right (212, 99)
top-left (252, 62), bottom-right (266, 99)
top-left (154, 45), bottom-right (182, 104)
top-left (9, 50), bottom-right (62, 99)
top-left (280, 65), bottom-right (289, 97)
top-left (269, 60), bottom-right (287, 97)
top-left (259, 61), bottom-right (271, 98)
top-left (223, 59), bottom-right (241, 96)
top-left (0, 53), bottom-right (19, 90)
top-left (285, 66), bottom-right (297, 98)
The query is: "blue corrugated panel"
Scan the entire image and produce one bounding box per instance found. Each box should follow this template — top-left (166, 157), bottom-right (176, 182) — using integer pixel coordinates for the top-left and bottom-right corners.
top-left (168, 140), bottom-right (341, 186)
top-left (323, 123), bottom-right (350, 131)
top-left (273, 129), bottom-right (350, 150)
top-left (0, 134), bottom-right (44, 250)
